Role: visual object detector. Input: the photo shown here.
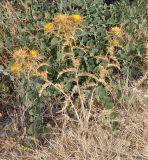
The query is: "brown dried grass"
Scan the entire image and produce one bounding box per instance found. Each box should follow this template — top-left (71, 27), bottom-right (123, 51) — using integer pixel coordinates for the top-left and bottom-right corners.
top-left (0, 99), bottom-right (148, 160)
top-left (0, 75), bottom-right (148, 160)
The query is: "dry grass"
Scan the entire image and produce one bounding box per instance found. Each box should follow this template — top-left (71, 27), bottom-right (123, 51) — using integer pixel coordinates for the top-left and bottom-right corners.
top-left (1, 108), bottom-right (148, 160)
top-left (0, 85), bottom-right (147, 160)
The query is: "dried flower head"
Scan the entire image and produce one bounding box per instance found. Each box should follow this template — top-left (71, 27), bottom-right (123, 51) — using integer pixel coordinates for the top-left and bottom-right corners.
top-left (107, 46), bottom-right (114, 54)
top-left (73, 58), bottom-right (80, 68)
top-left (54, 15), bottom-right (68, 23)
top-left (111, 26), bottom-right (123, 37)
top-left (13, 48), bottom-right (26, 60)
top-left (100, 68), bottom-right (108, 78)
top-left (109, 39), bottom-right (120, 47)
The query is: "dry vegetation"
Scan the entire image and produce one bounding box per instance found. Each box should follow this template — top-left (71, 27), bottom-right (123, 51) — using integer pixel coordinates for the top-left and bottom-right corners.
top-left (0, 94), bottom-right (148, 160)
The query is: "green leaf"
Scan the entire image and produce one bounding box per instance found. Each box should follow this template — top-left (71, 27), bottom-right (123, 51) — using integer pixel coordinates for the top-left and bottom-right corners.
top-left (27, 23), bottom-right (33, 30)
top-left (29, 110), bottom-right (34, 116)
top-left (35, 119), bottom-right (42, 126)
top-left (101, 116), bottom-right (108, 124)
top-left (35, 126), bottom-right (44, 135)
top-left (137, 44), bottom-right (145, 55)
top-left (95, 86), bottom-right (106, 98)
top-left (112, 121), bottom-right (120, 131)
top-left (143, 97), bottom-right (148, 105)
top-left (125, 43), bottom-right (131, 52)
top-left (110, 112), bottom-right (118, 119)
top-left (0, 65), bottom-right (4, 72)
top-left (105, 102), bottom-right (113, 109)
top-left (27, 126), bottom-right (34, 135)
top-left (29, 117), bottom-right (34, 122)
top-left (5, 37), bottom-right (12, 46)
top-left (50, 37), bottom-right (59, 46)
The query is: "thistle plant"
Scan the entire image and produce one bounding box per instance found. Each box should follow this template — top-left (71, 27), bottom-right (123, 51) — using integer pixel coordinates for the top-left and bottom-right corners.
top-left (44, 14), bottom-right (82, 60)
top-left (10, 14), bottom-right (122, 121)
top-left (41, 15), bottom-right (121, 107)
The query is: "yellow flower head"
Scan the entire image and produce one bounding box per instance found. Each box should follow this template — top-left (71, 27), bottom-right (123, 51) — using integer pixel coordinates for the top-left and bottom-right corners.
top-left (11, 63), bottom-right (19, 73)
top-left (111, 26), bottom-right (123, 37)
top-left (44, 23), bottom-right (53, 33)
top-left (71, 14), bottom-right (81, 22)
top-left (30, 50), bottom-right (39, 58)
